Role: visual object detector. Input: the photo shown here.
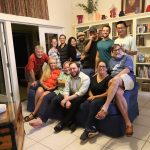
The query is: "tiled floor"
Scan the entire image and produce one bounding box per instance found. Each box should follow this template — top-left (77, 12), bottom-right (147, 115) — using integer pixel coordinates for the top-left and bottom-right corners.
top-left (22, 91), bottom-right (150, 150)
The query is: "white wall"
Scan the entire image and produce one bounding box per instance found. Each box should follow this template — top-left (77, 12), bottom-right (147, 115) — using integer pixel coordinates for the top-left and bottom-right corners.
top-left (47, 0), bottom-right (73, 38)
top-left (72, 0), bottom-right (150, 24)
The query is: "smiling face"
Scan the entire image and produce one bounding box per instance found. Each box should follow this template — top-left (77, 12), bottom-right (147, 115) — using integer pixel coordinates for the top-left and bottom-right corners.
top-left (116, 23), bottom-right (127, 37)
top-left (48, 58), bottom-right (57, 70)
top-left (51, 38), bottom-right (58, 48)
top-left (71, 38), bottom-right (77, 47)
top-left (63, 62), bottom-right (70, 75)
top-left (112, 45), bottom-right (123, 59)
top-left (102, 26), bottom-right (110, 38)
top-left (69, 63), bottom-right (80, 77)
top-left (35, 48), bottom-right (44, 59)
top-left (59, 35), bottom-right (66, 44)
top-left (97, 61), bottom-right (108, 76)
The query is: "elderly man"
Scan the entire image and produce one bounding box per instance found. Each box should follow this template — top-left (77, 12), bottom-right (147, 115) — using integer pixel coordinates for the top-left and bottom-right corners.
top-left (25, 45), bottom-right (49, 93)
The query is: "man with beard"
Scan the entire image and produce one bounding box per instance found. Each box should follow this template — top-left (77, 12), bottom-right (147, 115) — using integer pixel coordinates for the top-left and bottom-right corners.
top-left (77, 32), bottom-right (86, 53)
top-left (95, 25), bottom-right (114, 68)
top-left (53, 62), bottom-right (90, 132)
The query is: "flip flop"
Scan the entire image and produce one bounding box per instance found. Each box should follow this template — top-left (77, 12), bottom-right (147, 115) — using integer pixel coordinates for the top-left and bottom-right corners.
top-left (95, 109), bottom-right (108, 120)
top-left (24, 113), bottom-right (35, 122)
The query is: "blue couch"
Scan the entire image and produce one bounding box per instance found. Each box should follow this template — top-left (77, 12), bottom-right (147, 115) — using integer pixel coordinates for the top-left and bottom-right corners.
top-left (27, 82), bottom-right (139, 137)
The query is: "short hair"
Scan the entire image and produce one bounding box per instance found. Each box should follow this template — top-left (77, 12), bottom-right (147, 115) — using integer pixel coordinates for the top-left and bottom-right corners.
top-left (111, 44), bottom-right (122, 52)
top-left (63, 61), bottom-right (70, 67)
top-left (116, 21), bottom-right (127, 28)
top-left (59, 34), bottom-right (66, 39)
top-left (102, 25), bottom-right (111, 32)
top-left (69, 61), bottom-right (80, 68)
top-left (35, 45), bottom-right (44, 51)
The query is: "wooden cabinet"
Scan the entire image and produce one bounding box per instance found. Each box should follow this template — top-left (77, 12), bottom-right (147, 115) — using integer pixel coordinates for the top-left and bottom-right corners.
top-left (75, 12), bottom-right (150, 85)
top-left (0, 102), bottom-right (24, 150)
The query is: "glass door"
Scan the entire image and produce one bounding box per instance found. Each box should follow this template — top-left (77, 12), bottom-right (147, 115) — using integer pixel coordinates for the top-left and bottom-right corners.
top-left (38, 26), bottom-right (63, 53)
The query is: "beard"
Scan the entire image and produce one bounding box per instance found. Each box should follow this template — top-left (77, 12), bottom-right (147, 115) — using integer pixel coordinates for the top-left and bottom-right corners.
top-left (71, 70), bottom-right (80, 77)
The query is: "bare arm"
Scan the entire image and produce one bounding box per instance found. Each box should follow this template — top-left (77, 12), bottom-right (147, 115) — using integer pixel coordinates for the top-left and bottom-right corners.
top-left (84, 39), bottom-right (92, 53)
top-left (29, 70), bottom-right (36, 81)
top-left (95, 51), bottom-right (100, 71)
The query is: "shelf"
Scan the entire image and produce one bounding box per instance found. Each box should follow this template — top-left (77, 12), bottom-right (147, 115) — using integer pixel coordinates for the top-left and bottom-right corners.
top-left (136, 62), bottom-right (150, 65)
top-left (136, 32), bottom-right (150, 35)
top-left (136, 77), bottom-right (150, 80)
top-left (137, 46), bottom-right (150, 49)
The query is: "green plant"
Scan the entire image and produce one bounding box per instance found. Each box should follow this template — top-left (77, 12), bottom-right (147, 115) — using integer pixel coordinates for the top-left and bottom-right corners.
top-left (77, 0), bottom-right (99, 14)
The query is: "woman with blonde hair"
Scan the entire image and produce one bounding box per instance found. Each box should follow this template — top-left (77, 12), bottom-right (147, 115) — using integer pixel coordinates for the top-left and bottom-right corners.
top-left (24, 57), bottom-right (60, 122)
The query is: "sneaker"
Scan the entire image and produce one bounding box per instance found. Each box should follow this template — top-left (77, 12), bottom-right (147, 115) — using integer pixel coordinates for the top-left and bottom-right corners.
top-left (54, 122), bottom-right (64, 133)
top-left (80, 130), bottom-right (89, 141)
top-left (80, 128), bottom-right (99, 141)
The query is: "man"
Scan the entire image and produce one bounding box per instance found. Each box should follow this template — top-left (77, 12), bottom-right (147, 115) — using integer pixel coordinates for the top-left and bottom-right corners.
top-left (77, 32), bottom-right (86, 53)
top-left (25, 45), bottom-right (49, 93)
top-left (96, 44), bottom-right (134, 136)
top-left (95, 25), bottom-right (114, 69)
top-left (58, 34), bottom-right (69, 66)
top-left (114, 21), bottom-right (138, 60)
top-left (82, 26), bottom-right (101, 75)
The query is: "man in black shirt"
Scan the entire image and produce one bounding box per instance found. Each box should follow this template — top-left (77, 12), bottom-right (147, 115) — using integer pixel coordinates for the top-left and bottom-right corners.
top-left (82, 26), bottom-right (101, 76)
top-left (58, 34), bottom-right (69, 66)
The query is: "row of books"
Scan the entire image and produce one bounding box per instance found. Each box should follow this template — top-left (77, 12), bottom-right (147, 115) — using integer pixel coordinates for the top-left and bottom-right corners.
top-left (137, 65), bottom-right (150, 78)
top-left (137, 23), bottom-right (150, 33)
top-left (136, 35), bottom-right (145, 46)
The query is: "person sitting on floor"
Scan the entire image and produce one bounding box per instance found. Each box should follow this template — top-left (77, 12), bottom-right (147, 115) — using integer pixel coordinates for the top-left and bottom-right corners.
top-left (96, 44), bottom-right (134, 135)
top-left (28, 61), bottom-right (71, 127)
top-left (24, 57), bottom-right (60, 122)
top-left (80, 61), bottom-right (112, 141)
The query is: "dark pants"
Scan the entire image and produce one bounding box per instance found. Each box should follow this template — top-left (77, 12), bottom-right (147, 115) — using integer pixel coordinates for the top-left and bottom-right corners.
top-left (38, 92), bottom-right (57, 117)
top-left (83, 99), bottom-right (106, 130)
top-left (40, 94), bottom-right (86, 125)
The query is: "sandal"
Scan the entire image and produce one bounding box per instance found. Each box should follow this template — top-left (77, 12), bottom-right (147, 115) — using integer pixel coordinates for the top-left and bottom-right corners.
top-left (24, 113), bottom-right (35, 122)
top-left (95, 108), bottom-right (108, 120)
top-left (126, 124), bottom-right (133, 137)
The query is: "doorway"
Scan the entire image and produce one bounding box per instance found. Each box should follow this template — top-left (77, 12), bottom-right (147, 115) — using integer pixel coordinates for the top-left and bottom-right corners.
top-left (12, 24), bottom-right (39, 101)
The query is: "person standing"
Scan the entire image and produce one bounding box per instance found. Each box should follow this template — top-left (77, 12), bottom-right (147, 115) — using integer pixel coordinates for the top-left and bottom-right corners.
top-left (58, 34), bottom-right (69, 66)
top-left (114, 21), bottom-right (138, 60)
top-left (95, 25), bottom-right (114, 69)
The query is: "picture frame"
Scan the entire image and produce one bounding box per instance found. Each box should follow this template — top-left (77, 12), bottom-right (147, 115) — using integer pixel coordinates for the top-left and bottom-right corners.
top-left (123, 0), bottom-right (145, 14)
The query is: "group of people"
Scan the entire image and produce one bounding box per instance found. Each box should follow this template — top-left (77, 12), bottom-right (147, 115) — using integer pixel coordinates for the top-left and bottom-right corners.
top-left (24, 20), bottom-right (138, 141)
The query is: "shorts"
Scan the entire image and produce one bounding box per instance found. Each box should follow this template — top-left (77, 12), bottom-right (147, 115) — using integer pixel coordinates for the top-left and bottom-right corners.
top-left (120, 74), bottom-right (134, 90)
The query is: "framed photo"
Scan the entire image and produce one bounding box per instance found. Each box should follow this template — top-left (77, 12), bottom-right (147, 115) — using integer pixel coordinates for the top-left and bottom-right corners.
top-left (124, 0), bottom-right (145, 14)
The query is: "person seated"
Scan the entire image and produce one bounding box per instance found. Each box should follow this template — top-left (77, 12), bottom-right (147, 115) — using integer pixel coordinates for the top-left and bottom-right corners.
top-left (25, 45), bottom-right (49, 94)
top-left (24, 57), bottom-right (60, 122)
top-left (80, 44), bottom-right (135, 140)
top-left (28, 61), bottom-right (70, 127)
top-left (80, 61), bottom-right (112, 141)
top-left (97, 44), bottom-right (134, 134)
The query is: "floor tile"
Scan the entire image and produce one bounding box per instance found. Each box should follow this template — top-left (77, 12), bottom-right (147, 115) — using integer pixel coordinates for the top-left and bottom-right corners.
top-left (134, 115), bottom-right (150, 128)
top-left (142, 141), bottom-right (150, 150)
top-left (64, 139), bottom-right (103, 150)
top-left (23, 137), bottom-right (36, 150)
top-left (95, 134), bottom-right (112, 146)
top-left (26, 143), bottom-right (51, 150)
top-left (25, 124), bottom-right (54, 142)
top-left (104, 136), bottom-right (145, 150)
top-left (132, 124), bottom-right (150, 141)
top-left (72, 127), bottom-right (84, 137)
top-left (40, 131), bottom-right (77, 150)
top-left (143, 101), bottom-right (150, 109)
top-left (140, 108), bottom-right (150, 117)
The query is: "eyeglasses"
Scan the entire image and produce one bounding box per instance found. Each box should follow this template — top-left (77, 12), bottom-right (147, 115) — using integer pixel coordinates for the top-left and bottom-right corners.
top-left (113, 48), bottom-right (122, 52)
top-left (98, 65), bottom-right (106, 68)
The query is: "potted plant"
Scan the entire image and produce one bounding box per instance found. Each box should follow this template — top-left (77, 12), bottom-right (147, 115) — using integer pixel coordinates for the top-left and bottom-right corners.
top-left (77, 0), bottom-right (99, 14)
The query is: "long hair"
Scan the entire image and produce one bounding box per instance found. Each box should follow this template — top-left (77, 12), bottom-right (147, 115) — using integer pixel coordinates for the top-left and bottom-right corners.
top-left (40, 57), bottom-right (56, 81)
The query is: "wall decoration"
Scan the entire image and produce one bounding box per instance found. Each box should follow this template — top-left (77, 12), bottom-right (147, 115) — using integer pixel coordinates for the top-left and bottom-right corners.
top-left (124, 0), bottom-right (145, 14)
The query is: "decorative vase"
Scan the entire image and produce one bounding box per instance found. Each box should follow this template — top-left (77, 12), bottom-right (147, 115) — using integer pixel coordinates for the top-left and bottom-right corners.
top-left (88, 13), bottom-right (93, 21)
top-left (77, 15), bottom-right (83, 24)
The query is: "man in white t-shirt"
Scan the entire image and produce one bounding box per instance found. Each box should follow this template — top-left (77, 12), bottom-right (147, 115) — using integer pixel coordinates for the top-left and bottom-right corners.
top-left (114, 21), bottom-right (138, 60)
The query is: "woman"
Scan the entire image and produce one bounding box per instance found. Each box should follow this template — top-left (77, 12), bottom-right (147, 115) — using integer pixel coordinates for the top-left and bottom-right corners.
top-left (80, 61), bottom-right (112, 141)
top-left (67, 37), bottom-right (81, 62)
top-left (24, 57), bottom-right (60, 122)
top-left (48, 38), bottom-right (62, 69)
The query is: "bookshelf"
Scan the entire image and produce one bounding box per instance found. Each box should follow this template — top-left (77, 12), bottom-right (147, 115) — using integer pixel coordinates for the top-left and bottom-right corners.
top-left (74, 12), bottom-right (150, 85)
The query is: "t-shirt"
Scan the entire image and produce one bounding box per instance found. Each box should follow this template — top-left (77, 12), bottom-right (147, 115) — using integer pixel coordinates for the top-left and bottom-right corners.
top-left (97, 38), bottom-right (114, 64)
top-left (43, 69), bottom-right (60, 88)
top-left (90, 75), bottom-right (112, 96)
top-left (114, 35), bottom-right (138, 60)
top-left (109, 55), bottom-right (134, 80)
top-left (25, 53), bottom-right (49, 75)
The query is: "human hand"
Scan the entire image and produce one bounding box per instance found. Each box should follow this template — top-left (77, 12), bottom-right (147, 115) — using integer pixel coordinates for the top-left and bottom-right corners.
top-left (60, 99), bottom-right (67, 107)
top-left (65, 101), bottom-right (71, 109)
top-left (31, 81), bottom-right (37, 87)
top-left (87, 96), bottom-right (95, 101)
